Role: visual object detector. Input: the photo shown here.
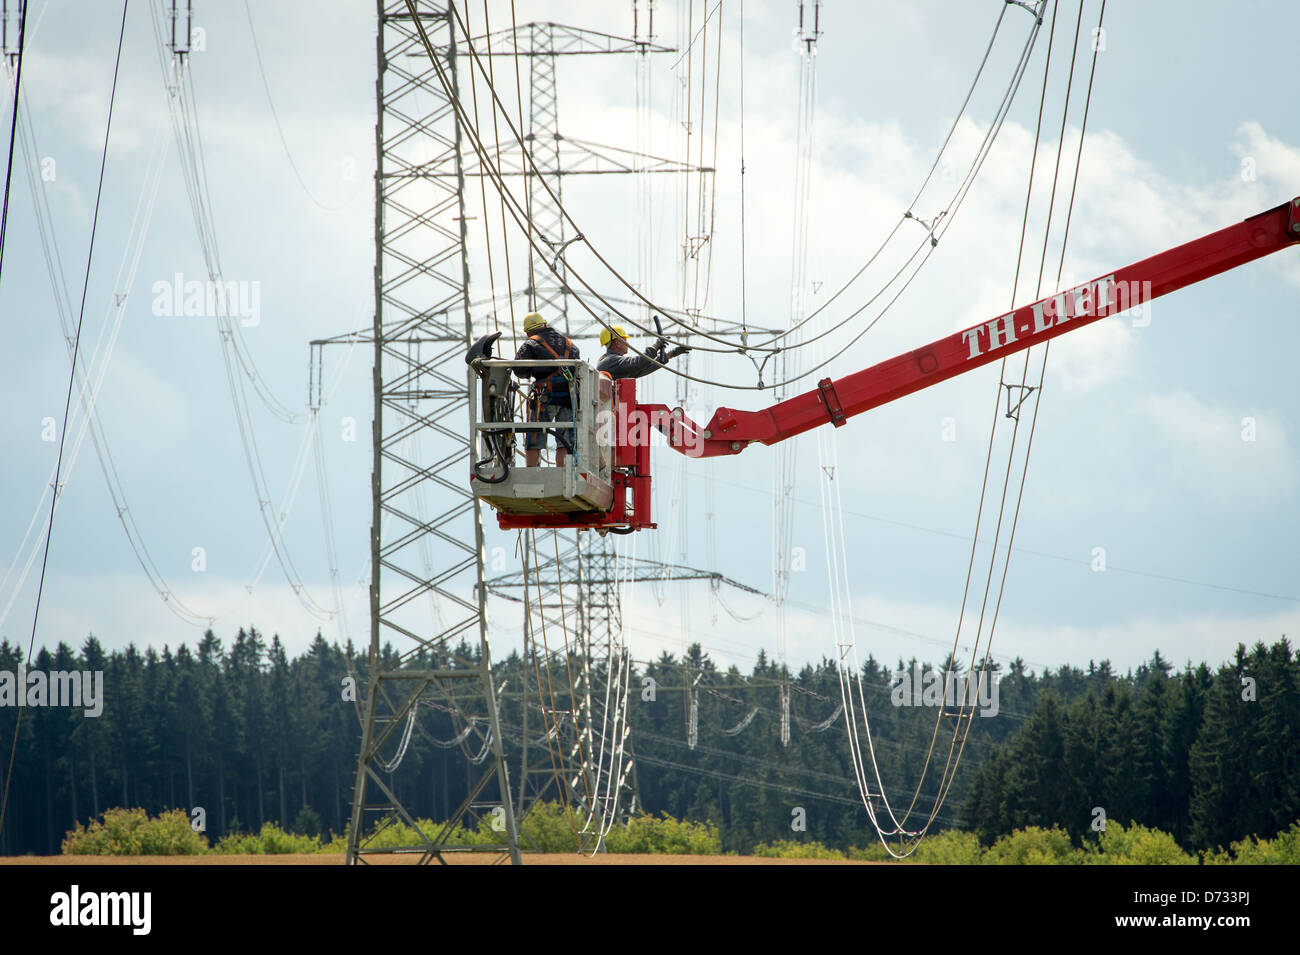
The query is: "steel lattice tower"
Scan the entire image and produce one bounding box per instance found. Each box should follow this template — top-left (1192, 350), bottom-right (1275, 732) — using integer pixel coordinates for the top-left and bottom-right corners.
top-left (340, 6), bottom-right (736, 859)
top-left (345, 0), bottom-right (519, 865)
top-left (525, 22), bottom-right (567, 321)
top-left (465, 19), bottom-right (689, 847)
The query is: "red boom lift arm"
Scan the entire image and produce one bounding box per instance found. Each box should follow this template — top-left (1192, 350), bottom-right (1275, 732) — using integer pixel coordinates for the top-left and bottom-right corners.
top-left (471, 198), bottom-right (1297, 533)
top-left (642, 198), bottom-right (1300, 458)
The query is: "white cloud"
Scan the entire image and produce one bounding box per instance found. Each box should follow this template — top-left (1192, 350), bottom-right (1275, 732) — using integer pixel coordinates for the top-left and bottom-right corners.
top-left (21, 572), bottom-right (362, 659)
top-left (1049, 314), bottom-right (1136, 392)
top-left (1231, 121), bottom-right (1300, 202)
top-left (22, 50), bottom-right (162, 157)
top-left (6, 0), bottom-right (1299, 688)
top-left (1139, 390), bottom-right (1296, 506)
top-left (85, 347), bottom-right (193, 470)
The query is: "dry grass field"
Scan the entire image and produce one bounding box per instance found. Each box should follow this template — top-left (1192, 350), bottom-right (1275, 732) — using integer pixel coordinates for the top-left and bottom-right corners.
top-left (3, 852), bottom-right (872, 865)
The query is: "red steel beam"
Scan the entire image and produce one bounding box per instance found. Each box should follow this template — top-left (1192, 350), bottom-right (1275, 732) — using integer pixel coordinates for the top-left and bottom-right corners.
top-left (650, 197), bottom-right (1300, 457)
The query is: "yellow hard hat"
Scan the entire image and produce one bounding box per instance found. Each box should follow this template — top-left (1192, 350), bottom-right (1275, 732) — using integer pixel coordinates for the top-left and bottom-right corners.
top-left (600, 324), bottom-right (628, 347)
top-left (523, 312), bottom-right (546, 333)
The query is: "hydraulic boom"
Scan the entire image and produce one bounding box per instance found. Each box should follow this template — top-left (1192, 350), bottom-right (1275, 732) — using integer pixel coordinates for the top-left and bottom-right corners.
top-left (469, 198), bottom-right (1299, 531)
top-left (645, 198), bottom-right (1300, 457)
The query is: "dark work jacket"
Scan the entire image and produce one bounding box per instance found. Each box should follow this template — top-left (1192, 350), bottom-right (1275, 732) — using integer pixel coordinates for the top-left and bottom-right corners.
top-left (597, 344), bottom-right (662, 380)
top-left (514, 327), bottom-right (579, 401)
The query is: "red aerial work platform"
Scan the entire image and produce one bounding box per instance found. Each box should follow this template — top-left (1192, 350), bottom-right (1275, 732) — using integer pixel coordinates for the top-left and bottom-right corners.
top-left (468, 198), bottom-right (1300, 533)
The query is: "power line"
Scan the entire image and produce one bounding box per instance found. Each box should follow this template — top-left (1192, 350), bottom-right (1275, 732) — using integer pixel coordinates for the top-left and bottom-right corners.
top-left (930, 0), bottom-right (1108, 842)
top-left (414, 0), bottom-right (1046, 393)
top-left (821, 0), bottom-right (1054, 855)
top-left (242, 0), bottom-right (358, 212)
top-left (147, 1), bottom-right (335, 623)
top-left (0, 0), bottom-right (26, 288)
top-left (3, 81), bottom-right (217, 630)
top-left (632, 750), bottom-right (966, 828)
top-left (632, 752), bottom-right (864, 809)
top-left (683, 435), bottom-right (1299, 603)
top-left (1, 0), bottom-right (129, 841)
top-left (905, 0), bottom-right (1066, 839)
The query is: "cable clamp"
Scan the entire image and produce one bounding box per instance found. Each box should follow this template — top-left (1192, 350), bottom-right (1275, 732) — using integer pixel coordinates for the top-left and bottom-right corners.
top-left (544, 233), bottom-right (585, 273)
top-left (1002, 382), bottom-right (1037, 421)
top-left (903, 210), bottom-right (945, 248)
top-left (1005, 0), bottom-right (1045, 24)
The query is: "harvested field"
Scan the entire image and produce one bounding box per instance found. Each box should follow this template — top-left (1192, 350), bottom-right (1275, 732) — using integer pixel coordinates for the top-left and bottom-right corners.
top-left (4, 853), bottom-right (874, 865)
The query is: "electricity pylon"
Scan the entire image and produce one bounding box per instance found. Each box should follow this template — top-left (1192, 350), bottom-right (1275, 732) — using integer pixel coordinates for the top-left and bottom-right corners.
top-left (343, 0), bottom-right (520, 866)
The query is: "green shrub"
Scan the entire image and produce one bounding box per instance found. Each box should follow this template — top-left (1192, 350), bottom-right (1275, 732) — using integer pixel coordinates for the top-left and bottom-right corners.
top-left (323, 815), bottom-right (500, 854)
top-left (983, 826), bottom-right (1084, 865)
top-left (1204, 820), bottom-right (1300, 864)
top-left (912, 829), bottom-right (983, 864)
top-left (214, 832), bottom-right (262, 854)
top-left (518, 801), bottom-right (581, 853)
top-left (1200, 845), bottom-right (1233, 865)
top-left (603, 812), bottom-right (723, 854)
top-left (847, 842), bottom-right (893, 862)
top-left (62, 807), bottom-right (210, 856)
top-left (339, 803), bottom-right (723, 856)
top-left (516, 802), bottom-right (729, 855)
top-left (215, 822), bottom-right (324, 854)
top-left (319, 805), bottom-right (742, 858)
top-left (1093, 821), bottom-right (1194, 865)
top-left (318, 831), bottom-right (349, 854)
top-left (752, 839), bottom-right (845, 860)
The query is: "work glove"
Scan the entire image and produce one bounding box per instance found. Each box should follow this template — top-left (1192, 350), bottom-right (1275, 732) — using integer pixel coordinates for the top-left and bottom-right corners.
top-left (664, 345), bottom-right (692, 360)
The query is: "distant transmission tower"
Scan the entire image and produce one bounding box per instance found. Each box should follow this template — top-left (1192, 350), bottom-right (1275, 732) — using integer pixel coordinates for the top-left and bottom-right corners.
top-left (772, 0), bottom-right (823, 746)
top-left (465, 17), bottom-right (693, 848)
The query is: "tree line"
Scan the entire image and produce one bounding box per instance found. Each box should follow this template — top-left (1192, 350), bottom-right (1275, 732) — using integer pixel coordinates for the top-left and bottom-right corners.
top-left (965, 638), bottom-right (1300, 850)
top-left (1, 628), bottom-right (1294, 855)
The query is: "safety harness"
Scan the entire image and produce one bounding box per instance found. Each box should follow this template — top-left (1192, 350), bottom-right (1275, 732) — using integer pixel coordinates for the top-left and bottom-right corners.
top-left (526, 333), bottom-right (578, 457)
top-left (529, 333), bottom-right (576, 400)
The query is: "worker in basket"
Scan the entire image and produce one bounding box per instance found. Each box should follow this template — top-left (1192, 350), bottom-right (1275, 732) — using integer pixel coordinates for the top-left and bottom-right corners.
top-left (514, 312), bottom-right (579, 467)
top-left (597, 322), bottom-right (691, 380)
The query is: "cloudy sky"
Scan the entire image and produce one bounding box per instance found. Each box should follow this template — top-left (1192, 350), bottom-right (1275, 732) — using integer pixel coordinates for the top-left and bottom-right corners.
top-left (2, 0), bottom-right (1297, 682)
